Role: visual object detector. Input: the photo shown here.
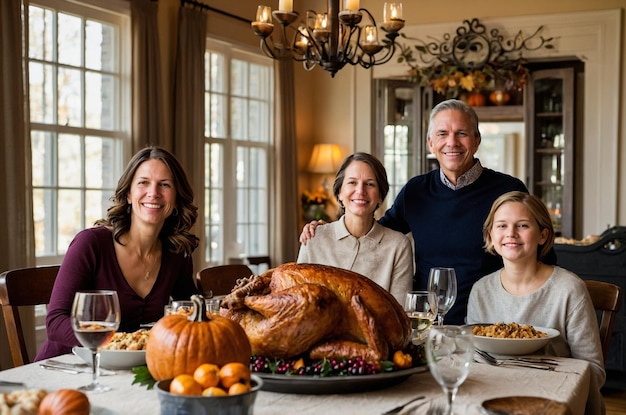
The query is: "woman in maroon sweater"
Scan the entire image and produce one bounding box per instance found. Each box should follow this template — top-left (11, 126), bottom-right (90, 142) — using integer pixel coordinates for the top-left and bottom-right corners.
top-left (36, 147), bottom-right (200, 360)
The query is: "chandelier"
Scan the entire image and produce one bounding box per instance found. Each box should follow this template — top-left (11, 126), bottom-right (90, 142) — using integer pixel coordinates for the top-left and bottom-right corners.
top-left (251, 0), bottom-right (405, 77)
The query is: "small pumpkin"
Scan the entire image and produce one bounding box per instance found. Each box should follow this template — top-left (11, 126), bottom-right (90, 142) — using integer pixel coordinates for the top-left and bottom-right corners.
top-left (38, 389), bottom-right (90, 415)
top-left (489, 90), bottom-right (511, 106)
top-left (467, 92), bottom-right (486, 107)
top-left (146, 295), bottom-right (252, 381)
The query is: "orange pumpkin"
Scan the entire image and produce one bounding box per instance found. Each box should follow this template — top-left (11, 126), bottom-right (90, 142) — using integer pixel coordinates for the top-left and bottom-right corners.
top-left (38, 389), bottom-right (90, 415)
top-left (489, 90), bottom-right (511, 106)
top-left (146, 295), bottom-right (252, 381)
top-left (467, 92), bottom-right (486, 107)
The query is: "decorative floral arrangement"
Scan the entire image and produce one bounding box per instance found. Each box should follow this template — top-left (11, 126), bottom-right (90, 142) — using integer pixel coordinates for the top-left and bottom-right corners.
top-left (406, 59), bottom-right (530, 98)
top-left (301, 189), bottom-right (329, 206)
top-left (301, 190), bottom-right (331, 221)
top-left (397, 18), bottom-right (552, 99)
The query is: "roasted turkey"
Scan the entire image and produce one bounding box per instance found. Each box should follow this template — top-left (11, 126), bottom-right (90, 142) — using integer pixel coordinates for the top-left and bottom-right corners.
top-left (220, 263), bottom-right (411, 362)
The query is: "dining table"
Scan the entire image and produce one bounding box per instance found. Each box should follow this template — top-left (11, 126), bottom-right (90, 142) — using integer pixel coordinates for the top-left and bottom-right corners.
top-left (0, 353), bottom-right (591, 414)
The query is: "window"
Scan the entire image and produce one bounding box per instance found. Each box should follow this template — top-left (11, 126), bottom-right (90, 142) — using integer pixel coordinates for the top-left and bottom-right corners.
top-left (203, 39), bottom-right (273, 265)
top-left (26, 0), bottom-right (130, 265)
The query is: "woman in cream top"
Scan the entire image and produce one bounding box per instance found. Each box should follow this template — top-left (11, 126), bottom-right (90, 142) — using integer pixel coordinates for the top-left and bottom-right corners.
top-left (297, 152), bottom-right (413, 305)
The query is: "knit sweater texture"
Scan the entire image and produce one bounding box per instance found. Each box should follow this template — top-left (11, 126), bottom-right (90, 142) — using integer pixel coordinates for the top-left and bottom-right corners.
top-left (379, 167), bottom-right (527, 324)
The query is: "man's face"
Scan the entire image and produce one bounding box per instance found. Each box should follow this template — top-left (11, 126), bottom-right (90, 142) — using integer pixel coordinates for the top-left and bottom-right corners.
top-left (427, 109), bottom-right (481, 184)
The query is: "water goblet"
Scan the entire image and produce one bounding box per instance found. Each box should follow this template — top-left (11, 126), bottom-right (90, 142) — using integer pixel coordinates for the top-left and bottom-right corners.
top-left (71, 290), bottom-right (121, 392)
top-left (427, 267), bottom-right (457, 326)
top-left (404, 290), bottom-right (437, 343)
top-left (426, 325), bottom-right (474, 415)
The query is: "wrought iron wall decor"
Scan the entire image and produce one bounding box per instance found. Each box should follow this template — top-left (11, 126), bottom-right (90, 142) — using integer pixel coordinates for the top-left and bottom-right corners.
top-left (397, 18), bottom-right (554, 98)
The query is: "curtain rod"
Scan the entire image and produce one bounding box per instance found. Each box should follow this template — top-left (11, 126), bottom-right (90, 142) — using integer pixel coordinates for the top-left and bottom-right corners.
top-left (181, 0), bottom-right (252, 25)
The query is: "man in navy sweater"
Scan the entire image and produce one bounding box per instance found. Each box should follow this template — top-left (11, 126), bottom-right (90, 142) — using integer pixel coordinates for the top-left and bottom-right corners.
top-left (302, 99), bottom-right (541, 325)
top-left (377, 100), bottom-right (528, 324)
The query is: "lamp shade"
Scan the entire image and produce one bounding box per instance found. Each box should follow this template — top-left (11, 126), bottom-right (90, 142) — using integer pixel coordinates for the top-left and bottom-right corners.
top-left (307, 144), bottom-right (343, 174)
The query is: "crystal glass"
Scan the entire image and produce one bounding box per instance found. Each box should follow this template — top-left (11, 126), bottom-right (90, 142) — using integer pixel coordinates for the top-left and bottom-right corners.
top-left (427, 267), bottom-right (457, 326)
top-left (164, 300), bottom-right (194, 317)
top-left (71, 290), bottom-right (120, 392)
top-left (426, 326), bottom-right (474, 415)
top-left (404, 290), bottom-right (437, 343)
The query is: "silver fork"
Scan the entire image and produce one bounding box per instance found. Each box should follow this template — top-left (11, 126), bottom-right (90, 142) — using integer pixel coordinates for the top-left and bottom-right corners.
top-left (475, 349), bottom-right (555, 370)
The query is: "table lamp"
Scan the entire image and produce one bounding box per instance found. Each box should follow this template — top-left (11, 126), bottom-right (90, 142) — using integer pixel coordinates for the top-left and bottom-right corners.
top-left (307, 144), bottom-right (343, 195)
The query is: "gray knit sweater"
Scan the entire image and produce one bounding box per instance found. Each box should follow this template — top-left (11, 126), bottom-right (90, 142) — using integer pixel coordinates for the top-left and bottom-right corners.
top-left (467, 266), bottom-right (605, 415)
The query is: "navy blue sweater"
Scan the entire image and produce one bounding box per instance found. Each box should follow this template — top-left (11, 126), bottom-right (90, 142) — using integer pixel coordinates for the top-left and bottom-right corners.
top-left (379, 167), bottom-right (528, 325)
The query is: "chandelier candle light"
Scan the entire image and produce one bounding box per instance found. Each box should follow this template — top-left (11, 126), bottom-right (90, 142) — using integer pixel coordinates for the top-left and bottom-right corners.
top-left (251, 1), bottom-right (404, 77)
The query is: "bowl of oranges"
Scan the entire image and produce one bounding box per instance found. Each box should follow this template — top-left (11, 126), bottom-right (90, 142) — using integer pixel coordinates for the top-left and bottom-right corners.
top-left (156, 362), bottom-right (262, 415)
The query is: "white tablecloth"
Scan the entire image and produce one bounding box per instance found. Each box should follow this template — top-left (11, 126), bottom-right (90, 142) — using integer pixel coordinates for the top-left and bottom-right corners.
top-left (0, 354), bottom-right (590, 415)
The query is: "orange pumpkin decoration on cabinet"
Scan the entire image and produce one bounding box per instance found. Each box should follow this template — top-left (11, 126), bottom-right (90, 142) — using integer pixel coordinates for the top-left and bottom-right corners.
top-left (489, 89), bottom-right (511, 106)
top-left (146, 295), bottom-right (252, 381)
top-left (467, 92), bottom-right (486, 107)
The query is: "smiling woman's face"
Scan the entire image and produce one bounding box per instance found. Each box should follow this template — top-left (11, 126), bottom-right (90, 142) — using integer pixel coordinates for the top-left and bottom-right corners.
top-left (127, 159), bottom-right (176, 227)
top-left (338, 161), bottom-right (382, 219)
top-left (427, 109), bottom-right (481, 184)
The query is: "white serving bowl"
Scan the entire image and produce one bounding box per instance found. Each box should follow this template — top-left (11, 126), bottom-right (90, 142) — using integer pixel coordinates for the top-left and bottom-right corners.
top-left (73, 346), bottom-right (146, 370)
top-left (466, 325), bottom-right (560, 356)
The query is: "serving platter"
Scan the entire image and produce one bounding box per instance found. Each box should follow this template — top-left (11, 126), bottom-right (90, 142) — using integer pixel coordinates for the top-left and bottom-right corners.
top-left (257, 365), bottom-right (428, 394)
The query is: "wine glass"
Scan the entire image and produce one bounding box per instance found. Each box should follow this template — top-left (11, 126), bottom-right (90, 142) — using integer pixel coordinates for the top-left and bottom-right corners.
top-left (71, 290), bottom-right (121, 392)
top-left (404, 290), bottom-right (437, 344)
top-left (427, 267), bottom-right (457, 326)
top-left (426, 326), bottom-right (474, 415)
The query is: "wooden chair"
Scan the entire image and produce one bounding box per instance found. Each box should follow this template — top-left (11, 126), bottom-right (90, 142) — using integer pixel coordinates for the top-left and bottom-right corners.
top-left (0, 265), bottom-right (60, 366)
top-left (195, 264), bottom-right (254, 297)
top-left (245, 255), bottom-right (272, 274)
top-left (584, 279), bottom-right (623, 363)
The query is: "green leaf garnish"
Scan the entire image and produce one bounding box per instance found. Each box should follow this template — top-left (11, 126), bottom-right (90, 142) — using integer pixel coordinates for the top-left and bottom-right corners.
top-left (131, 365), bottom-right (156, 390)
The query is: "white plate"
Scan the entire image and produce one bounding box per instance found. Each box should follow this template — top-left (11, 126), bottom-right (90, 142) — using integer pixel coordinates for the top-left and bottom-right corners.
top-left (465, 325), bottom-right (560, 356)
top-left (72, 346), bottom-right (146, 370)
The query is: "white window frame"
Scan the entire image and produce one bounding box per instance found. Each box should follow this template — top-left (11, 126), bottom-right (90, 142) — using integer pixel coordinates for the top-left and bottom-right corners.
top-left (24, 0), bottom-right (131, 351)
top-left (202, 39), bottom-right (274, 267)
top-left (26, 0), bottom-right (131, 266)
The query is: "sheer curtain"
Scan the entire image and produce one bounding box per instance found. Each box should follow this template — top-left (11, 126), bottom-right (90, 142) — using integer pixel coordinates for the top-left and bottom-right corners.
top-left (172, 4), bottom-right (207, 269)
top-left (0, 0), bottom-right (36, 369)
top-left (131, 0), bottom-right (166, 151)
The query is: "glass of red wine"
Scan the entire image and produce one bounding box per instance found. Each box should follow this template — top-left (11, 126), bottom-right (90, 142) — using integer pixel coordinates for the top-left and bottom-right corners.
top-left (71, 290), bottom-right (121, 392)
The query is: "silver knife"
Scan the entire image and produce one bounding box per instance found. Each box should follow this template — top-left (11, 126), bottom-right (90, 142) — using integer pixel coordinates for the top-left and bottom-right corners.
top-left (40, 362), bottom-right (116, 376)
top-left (0, 380), bottom-right (25, 387)
top-left (40, 363), bottom-right (81, 374)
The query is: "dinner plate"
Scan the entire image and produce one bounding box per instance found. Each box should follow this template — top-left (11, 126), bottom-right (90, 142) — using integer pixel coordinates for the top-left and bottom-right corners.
top-left (257, 365), bottom-right (428, 394)
top-left (73, 346), bottom-right (146, 370)
top-left (482, 396), bottom-right (572, 414)
top-left (464, 325), bottom-right (560, 356)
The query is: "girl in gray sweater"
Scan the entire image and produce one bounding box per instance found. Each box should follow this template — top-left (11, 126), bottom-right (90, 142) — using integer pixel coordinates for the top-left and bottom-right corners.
top-left (467, 191), bottom-right (605, 415)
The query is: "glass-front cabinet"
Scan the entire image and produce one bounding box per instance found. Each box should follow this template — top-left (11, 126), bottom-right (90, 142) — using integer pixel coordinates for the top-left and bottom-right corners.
top-left (525, 68), bottom-right (575, 237)
top-left (376, 65), bottom-right (578, 237)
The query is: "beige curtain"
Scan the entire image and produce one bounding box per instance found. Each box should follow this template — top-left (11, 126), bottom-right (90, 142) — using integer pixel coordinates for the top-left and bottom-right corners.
top-left (131, 0), bottom-right (166, 152)
top-left (172, 4), bottom-right (207, 269)
top-left (0, 0), bottom-right (36, 369)
top-left (272, 60), bottom-right (299, 265)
